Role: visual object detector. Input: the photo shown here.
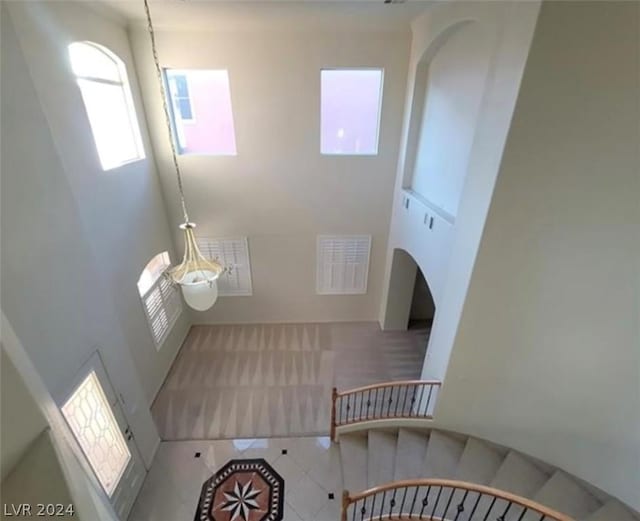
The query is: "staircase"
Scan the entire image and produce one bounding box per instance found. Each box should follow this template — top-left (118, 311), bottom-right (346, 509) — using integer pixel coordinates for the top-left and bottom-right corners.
top-left (337, 427), bottom-right (639, 521)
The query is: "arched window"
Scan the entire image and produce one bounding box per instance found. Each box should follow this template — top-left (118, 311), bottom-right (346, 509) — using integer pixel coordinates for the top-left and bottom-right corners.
top-left (69, 42), bottom-right (145, 170)
top-left (137, 252), bottom-right (181, 348)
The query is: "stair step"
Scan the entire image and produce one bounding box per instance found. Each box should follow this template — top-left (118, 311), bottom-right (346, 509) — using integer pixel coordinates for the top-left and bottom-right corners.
top-left (339, 434), bottom-right (368, 494)
top-left (491, 451), bottom-right (549, 496)
top-left (439, 438), bottom-right (504, 520)
top-left (367, 431), bottom-right (397, 488)
top-left (423, 430), bottom-right (466, 479)
top-left (394, 428), bottom-right (429, 481)
top-left (526, 471), bottom-right (601, 520)
top-left (582, 501), bottom-right (638, 521)
top-left (455, 437), bottom-right (505, 484)
top-left (466, 451), bottom-right (551, 521)
top-left (469, 451), bottom-right (549, 521)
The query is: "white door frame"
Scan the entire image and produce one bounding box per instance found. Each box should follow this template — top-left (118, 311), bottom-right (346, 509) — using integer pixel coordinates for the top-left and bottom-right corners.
top-left (56, 350), bottom-right (146, 519)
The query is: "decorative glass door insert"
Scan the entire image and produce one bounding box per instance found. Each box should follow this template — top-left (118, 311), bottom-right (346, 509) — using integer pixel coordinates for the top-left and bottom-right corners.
top-left (61, 370), bottom-right (131, 496)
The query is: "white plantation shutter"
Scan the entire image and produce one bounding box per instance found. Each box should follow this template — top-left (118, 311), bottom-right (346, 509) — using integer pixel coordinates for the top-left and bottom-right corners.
top-left (141, 274), bottom-right (182, 348)
top-left (317, 235), bottom-right (372, 294)
top-left (197, 237), bottom-right (253, 296)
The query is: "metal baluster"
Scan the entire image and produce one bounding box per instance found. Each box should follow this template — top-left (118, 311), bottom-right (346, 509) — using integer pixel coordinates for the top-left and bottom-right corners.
top-left (372, 388), bottom-right (377, 419)
top-left (389, 490), bottom-right (397, 517)
top-left (408, 385), bottom-right (417, 417)
top-left (400, 486), bottom-right (408, 517)
top-left (419, 487), bottom-right (429, 519)
top-left (430, 486), bottom-right (443, 520)
top-left (378, 491), bottom-right (386, 520)
top-left (417, 384), bottom-right (426, 417)
top-left (422, 486), bottom-right (433, 519)
top-left (425, 385), bottom-right (434, 416)
top-left (453, 490), bottom-right (468, 521)
top-left (516, 507), bottom-right (527, 521)
top-left (394, 385), bottom-right (401, 416)
top-left (409, 485), bottom-right (419, 519)
top-left (381, 387), bottom-right (387, 418)
top-left (441, 487), bottom-right (455, 519)
top-left (365, 389), bottom-right (371, 420)
top-left (401, 384), bottom-right (409, 416)
top-left (538, 515), bottom-right (546, 521)
top-left (468, 492), bottom-right (483, 519)
top-left (498, 501), bottom-right (513, 521)
top-left (482, 497), bottom-right (497, 521)
top-left (370, 493), bottom-right (377, 521)
top-left (358, 496), bottom-right (366, 521)
top-left (358, 391), bottom-right (364, 420)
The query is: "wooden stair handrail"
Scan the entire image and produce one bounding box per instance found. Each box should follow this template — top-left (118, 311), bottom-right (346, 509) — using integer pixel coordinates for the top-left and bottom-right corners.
top-left (342, 478), bottom-right (574, 521)
top-left (336, 380), bottom-right (442, 397)
top-left (331, 380), bottom-right (442, 441)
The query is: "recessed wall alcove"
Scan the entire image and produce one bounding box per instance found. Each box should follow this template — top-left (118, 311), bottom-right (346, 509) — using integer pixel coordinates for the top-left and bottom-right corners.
top-left (403, 19), bottom-right (492, 221)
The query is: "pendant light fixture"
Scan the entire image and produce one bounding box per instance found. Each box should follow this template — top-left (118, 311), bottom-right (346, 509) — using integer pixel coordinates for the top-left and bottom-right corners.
top-left (143, 0), bottom-right (227, 311)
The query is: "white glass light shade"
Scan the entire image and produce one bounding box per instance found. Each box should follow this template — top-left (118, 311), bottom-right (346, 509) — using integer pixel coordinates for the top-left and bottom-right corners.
top-left (180, 271), bottom-right (219, 311)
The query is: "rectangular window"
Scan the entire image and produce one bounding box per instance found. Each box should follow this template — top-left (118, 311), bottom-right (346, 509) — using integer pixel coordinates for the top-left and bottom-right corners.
top-left (165, 69), bottom-right (237, 155)
top-left (317, 235), bottom-right (372, 295)
top-left (197, 237), bottom-right (253, 296)
top-left (321, 69), bottom-right (383, 155)
top-left (170, 74), bottom-right (194, 121)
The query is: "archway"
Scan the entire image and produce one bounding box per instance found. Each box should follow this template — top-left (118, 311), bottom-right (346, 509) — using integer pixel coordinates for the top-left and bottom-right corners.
top-left (382, 248), bottom-right (435, 333)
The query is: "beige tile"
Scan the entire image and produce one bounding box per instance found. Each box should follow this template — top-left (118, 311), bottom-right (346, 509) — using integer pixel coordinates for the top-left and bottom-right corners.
top-left (286, 474), bottom-right (330, 521)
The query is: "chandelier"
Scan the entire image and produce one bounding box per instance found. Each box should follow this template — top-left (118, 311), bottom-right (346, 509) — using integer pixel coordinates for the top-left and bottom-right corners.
top-left (144, 0), bottom-right (228, 311)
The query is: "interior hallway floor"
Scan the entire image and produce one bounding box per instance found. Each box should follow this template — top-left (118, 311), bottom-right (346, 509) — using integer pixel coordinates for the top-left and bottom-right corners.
top-left (130, 437), bottom-right (342, 521)
top-left (151, 322), bottom-right (429, 440)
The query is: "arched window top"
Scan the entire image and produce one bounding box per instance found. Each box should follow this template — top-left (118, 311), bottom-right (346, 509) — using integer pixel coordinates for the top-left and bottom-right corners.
top-left (68, 41), bottom-right (144, 171)
top-left (137, 251), bottom-right (171, 297)
top-left (69, 42), bottom-right (123, 83)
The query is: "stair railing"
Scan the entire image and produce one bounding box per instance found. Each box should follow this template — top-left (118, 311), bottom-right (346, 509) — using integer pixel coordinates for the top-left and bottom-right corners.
top-left (341, 479), bottom-right (574, 521)
top-left (331, 380), bottom-right (441, 441)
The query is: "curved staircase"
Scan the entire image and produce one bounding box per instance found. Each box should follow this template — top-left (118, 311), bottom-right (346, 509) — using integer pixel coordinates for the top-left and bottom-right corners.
top-left (336, 427), bottom-right (638, 521)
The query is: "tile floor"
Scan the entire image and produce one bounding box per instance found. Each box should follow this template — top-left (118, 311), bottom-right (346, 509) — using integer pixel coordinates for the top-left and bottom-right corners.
top-left (129, 437), bottom-right (343, 521)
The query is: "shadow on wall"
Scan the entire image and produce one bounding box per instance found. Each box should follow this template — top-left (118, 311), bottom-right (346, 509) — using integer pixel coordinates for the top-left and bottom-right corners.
top-left (409, 268), bottom-right (435, 329)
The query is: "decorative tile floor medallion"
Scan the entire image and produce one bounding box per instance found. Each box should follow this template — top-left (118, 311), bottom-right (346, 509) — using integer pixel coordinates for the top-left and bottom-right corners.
top-left (195, 459), bottom-right (284, 521)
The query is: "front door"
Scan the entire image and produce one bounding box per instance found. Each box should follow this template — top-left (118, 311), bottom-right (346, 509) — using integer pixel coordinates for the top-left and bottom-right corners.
top-left (59, 353), bottom-right (146, 520)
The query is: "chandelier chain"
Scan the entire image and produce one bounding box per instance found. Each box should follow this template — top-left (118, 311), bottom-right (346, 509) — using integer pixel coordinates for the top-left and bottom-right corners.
top-left (143, 0), bottom-right (189, 224)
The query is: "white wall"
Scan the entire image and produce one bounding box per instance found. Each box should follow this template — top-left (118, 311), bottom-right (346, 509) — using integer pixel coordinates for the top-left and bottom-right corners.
top-left (434, 1), bottom-right (640, 511)
top-left (129, 26), bottom-right (410, 324)
top-left (0, 1), bottom-right (187, 464)
top-left (1, 350), bottom-right (47, 480)
top-left (380, 1), bottom-right (540, 349)
top-left (2, 1), bottom-right (188, 408)
top-left (409, 20), bottom-right (491, 218)
top-left (2, 317), bottom-right (120, 521)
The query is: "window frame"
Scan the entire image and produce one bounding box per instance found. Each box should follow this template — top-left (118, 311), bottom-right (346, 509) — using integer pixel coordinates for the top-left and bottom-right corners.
top-left (162, 68), bottom-right (237, 156)
top-left (320, 67), bottom-right (385, 157)
top-left (167, 73), bottom-right (196, 124)
top-left (69, 41), bottom-right (145, 171)
top-left (137, 252), bottom-right (182, 349)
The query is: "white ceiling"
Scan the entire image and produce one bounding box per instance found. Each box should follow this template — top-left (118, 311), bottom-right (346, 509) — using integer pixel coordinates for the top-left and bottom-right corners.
top-left (98, 0), bottom-right (431, 32)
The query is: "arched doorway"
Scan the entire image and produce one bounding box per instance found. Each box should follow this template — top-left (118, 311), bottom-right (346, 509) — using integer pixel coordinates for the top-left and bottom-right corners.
top-left (382, 248), bottom-right (435, 333)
